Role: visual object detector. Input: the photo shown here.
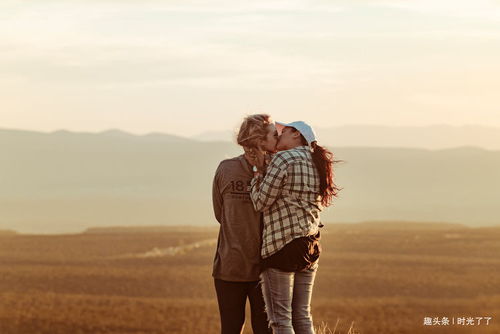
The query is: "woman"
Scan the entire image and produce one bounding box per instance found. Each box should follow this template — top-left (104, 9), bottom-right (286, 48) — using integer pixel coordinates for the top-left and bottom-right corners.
top-left (249, 121), bottom-right (340, 334)
top-left (211, 114), bottom-right (278, 334)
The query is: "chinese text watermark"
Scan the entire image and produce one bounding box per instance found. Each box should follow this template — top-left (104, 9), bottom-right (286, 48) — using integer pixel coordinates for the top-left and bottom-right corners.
top-left (423, 316), bottom-right (492, 326)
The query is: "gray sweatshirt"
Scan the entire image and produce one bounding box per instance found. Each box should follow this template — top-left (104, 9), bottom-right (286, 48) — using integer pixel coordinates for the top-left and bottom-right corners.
top-left (212, 154), bottom-right (263, 282)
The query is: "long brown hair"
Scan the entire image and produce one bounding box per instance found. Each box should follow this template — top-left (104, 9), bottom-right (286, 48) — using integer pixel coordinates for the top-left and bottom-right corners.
top-left (236, 114), bottom-right (272, 154)
top-left (295, 129), bottom-right (342, 207)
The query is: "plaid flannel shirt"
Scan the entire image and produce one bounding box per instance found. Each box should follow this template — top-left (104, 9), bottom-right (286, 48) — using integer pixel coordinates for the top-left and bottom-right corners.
top-left (250, 145), bottom-right (324, 259)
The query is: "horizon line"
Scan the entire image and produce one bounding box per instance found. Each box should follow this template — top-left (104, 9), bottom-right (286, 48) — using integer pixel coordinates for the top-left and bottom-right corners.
top-left (1, 123), bottom-right (499, 138)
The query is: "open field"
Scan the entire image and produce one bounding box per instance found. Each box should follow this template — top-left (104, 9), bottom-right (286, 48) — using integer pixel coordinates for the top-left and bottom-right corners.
top-left (1, 222), bottom-right (499, 334)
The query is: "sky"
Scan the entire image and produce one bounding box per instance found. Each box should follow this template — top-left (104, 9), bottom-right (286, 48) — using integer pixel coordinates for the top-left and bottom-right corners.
top-left (1, 0), bottom-right (499, 137)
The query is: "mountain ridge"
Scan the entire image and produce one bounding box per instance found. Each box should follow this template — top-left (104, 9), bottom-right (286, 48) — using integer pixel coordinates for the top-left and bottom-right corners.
top-left (192, 124), bottom-right (500, 150)
top-left (1, 127), bottom-right (500, 233)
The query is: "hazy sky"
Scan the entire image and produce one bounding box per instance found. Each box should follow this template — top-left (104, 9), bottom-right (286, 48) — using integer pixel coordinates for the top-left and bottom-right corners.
top-left (1, 0), bottom-right (499, 136)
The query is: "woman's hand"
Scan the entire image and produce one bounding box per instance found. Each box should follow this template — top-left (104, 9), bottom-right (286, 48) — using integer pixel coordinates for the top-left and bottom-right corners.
top-left (264, 152), bottom-right (273, 166)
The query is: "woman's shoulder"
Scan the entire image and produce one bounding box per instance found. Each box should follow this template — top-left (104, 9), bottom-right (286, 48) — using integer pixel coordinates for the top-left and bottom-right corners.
top-left (269, 150), bottom-right (291, 166)
top-left (216, 155), bottom-right (245, 171)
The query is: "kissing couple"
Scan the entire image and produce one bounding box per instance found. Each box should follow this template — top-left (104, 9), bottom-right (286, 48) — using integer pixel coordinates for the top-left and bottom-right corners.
top-left (212, 114), bottom-right (340, 334)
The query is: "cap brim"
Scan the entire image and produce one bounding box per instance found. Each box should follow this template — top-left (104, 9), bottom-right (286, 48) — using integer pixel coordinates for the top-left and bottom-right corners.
top-left (275, 121), bottom-right (288, 135)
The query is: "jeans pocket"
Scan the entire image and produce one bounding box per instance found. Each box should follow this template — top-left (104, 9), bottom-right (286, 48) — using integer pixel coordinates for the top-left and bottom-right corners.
top-left (308, 261), bottom-right (319, 272)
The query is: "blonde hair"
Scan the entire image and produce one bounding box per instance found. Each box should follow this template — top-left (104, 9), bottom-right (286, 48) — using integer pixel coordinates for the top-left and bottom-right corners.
top-left (236, 114), bottom-right (273, 153)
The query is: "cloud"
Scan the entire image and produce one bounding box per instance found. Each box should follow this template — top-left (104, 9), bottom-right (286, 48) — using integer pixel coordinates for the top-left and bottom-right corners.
top-left (1, 0), bottom-right (499, 99)
top-left (0, 46), bottom-right (347, 90)
top-left (0, 1), bottom-right (350, 88)
top-left (378, 0), bottom-right (500, 20)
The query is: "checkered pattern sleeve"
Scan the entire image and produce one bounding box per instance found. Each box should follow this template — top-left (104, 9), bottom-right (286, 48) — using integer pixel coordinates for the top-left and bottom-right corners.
top-left (250, 154), bottom-right (288, 212)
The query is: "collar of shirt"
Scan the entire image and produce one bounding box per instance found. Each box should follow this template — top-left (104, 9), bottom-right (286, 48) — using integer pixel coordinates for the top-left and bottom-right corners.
top-left (238, 154), bottom-right (253, 175)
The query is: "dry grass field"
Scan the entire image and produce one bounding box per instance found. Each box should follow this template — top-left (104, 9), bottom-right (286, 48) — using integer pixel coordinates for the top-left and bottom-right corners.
top-left (1, 222), bottom-right (499, 334)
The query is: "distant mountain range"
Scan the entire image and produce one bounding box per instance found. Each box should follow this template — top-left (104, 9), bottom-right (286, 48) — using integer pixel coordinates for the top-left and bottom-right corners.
top-left (1, 127), bottom-right (499, 233)
top-left (193, 124), bottom-right (500, 150)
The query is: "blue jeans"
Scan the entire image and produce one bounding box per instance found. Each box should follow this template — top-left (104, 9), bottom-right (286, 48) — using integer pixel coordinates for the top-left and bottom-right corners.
top-left (260, 262), bottom-right (318, 334)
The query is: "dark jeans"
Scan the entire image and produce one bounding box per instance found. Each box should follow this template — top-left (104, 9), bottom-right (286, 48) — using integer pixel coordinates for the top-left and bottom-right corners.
top-left (214, 278), bottom-right (273, 334)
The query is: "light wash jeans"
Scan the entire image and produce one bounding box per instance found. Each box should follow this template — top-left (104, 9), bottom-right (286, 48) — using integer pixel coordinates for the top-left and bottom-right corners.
top-left (260, 262), bottom-right (318, 334)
